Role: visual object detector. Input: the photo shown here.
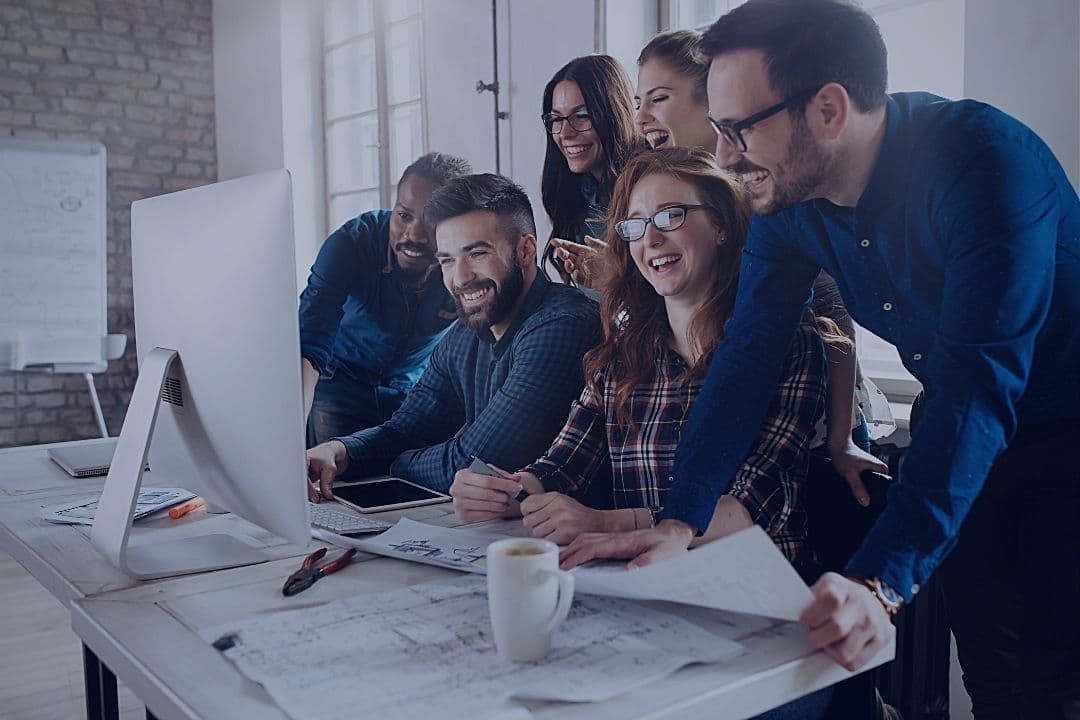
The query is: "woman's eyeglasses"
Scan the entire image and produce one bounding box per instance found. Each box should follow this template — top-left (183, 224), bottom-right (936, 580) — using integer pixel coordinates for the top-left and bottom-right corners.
top-left (542, 110), bottom-right (593, 135)
top-left (614, 204), bottom-right (705, 242)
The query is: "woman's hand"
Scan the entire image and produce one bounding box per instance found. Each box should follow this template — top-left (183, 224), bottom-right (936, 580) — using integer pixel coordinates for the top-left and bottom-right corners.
top-left (520, 492), bottom-right (610, 545)
top-left (551, 235), bottom-right (606, 288)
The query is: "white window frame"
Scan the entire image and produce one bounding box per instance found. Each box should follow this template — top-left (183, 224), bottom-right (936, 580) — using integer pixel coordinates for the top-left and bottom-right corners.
top-left (322, 0), bottom-right (427, 229)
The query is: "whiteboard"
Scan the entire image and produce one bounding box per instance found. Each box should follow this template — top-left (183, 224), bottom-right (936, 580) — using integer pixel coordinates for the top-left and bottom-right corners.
top-left (0, 137), bottom-right (109, 372)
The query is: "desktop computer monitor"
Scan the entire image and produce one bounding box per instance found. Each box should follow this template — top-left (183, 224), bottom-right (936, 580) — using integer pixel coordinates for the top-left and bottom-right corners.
top-left (90, 169), bottom-right (310, 579)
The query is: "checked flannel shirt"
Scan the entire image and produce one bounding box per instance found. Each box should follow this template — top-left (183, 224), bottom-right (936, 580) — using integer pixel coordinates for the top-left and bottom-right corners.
top-left (523, 322), bottom-right (827, 573)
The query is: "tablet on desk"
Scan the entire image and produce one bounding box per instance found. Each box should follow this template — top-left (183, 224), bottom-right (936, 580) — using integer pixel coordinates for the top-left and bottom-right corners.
top-left (332, 478), bottom-right (450, 513)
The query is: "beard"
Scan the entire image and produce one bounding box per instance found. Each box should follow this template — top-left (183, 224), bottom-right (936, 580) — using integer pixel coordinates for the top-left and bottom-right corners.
top-left (452, 254), bottom-right (525, 333)
top-left (731, 115), bottom-right (829, 215)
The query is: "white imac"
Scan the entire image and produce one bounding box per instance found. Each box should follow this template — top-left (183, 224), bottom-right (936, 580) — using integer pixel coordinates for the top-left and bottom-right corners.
top-left (90, 170), bottom-right (310, 579)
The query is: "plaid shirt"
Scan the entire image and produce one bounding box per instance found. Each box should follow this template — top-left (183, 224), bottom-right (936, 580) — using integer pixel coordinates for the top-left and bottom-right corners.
top-left (337, 273), bottom-right (601, 492)
top-left (523, 323), bottom-right (826, 571)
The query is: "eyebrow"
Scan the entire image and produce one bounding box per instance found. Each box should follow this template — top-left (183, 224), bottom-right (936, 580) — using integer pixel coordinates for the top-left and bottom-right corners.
top-left (551, 104), bottom-right (587, 115)
top-left (640, 85), bottom-right (674, 98)
top-left (394, 203), bottom-right (415, 214)
top-left (435, 240), bottom-right (495, 258)
top-left (627, 201), bottom-right (687, 216)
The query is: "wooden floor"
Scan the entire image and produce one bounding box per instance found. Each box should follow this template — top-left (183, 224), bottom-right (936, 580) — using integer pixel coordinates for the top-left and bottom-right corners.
top-left (0, 549), bottom-right (143, 720)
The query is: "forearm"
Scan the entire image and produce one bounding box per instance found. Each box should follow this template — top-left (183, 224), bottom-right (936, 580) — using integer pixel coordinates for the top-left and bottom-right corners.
top-left (825, 342), bottom-right (857, 451)
top-left (301, 358), bottom-right (320, 421)
top-left (689, 495), bottom-right (754, 547)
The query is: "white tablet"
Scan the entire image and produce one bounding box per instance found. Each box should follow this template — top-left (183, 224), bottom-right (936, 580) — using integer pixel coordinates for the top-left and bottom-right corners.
top-left (332, 478), bottom-right (450, 513)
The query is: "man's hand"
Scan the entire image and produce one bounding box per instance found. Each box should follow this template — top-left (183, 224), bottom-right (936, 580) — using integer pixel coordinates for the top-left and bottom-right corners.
top-left (520, 492), bottom-right (608, 545)
top-left (551, 236), bottom-right (605, 289)
top-left (449, 465), bottom-right (523, 523)
top-left (800, 572), bottom-right (893, 671)
top-left (828, 439), bottom-right (889, 506)
top-left (559, 519), bottom-right (695, 570)
top-left (306, 440), bottom-right (349, 502)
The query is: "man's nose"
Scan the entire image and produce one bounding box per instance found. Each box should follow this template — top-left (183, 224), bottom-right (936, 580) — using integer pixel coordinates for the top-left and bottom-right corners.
top-left (714, 134), bottom-right (744, 169)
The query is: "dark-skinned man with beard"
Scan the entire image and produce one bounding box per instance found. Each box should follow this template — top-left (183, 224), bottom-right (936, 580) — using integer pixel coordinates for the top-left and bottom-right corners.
top-left (306, 173), bottom-right (601, 497)
top-left (299, 152), bottom-right (471, 445)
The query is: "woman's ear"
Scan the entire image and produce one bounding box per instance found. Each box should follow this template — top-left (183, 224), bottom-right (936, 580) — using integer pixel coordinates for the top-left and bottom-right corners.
top-left (716, 230), bottom-right (727, 246)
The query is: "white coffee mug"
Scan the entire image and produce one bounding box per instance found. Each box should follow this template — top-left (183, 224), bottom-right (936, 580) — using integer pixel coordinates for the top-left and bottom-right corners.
top-left (486, 538), bottom-right (575, 662)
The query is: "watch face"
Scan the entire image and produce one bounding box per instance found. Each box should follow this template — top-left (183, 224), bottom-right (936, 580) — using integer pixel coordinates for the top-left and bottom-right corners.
top-left (877, 580), bottom-right (903, 607)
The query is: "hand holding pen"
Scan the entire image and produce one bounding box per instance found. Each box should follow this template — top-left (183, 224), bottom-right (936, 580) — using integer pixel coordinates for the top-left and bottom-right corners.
top-left (448, 458), bottom-right (530, 524)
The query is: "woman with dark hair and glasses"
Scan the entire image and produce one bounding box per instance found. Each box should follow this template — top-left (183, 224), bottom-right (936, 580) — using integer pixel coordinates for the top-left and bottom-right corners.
top-left (539, 54), bottom-right (641, 288)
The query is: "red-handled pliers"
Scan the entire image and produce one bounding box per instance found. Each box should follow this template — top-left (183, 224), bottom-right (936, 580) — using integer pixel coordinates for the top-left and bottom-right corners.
top-left (282, 547), bottom-right (357, 597)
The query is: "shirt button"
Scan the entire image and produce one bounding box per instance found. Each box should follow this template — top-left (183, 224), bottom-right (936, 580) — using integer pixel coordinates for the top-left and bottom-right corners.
top-left (912, 353), bottom-right (923, 361)
top-left (911, 584), bottom-right (921, 595)
top-left (860, 238), bottom-right (871, 248)
top-left (882, 302), bottom-right (893, 311)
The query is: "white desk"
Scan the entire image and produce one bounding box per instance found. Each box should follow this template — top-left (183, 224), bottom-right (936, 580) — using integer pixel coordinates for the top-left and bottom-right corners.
top-left (3, 439), bottom-right (893, 720)
top-left (70, 553), bottom-right (892, 720)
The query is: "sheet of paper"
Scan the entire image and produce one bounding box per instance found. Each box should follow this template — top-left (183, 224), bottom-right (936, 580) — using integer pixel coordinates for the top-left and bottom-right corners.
top-left (39, 487), bottom-right (195, 525)
top-left (572, 526), bottom-right (814, 622)
top-left (347, 516), bottom-right (524, 572)
top-left (202, 575), bottom-right (745, 720)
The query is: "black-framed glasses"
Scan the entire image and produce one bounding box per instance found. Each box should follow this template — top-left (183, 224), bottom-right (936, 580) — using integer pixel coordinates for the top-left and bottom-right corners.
top-left (614, 204), bottom-right (705, 242)
top-left (706, 86), bottom-right (821, 152)
top-left (542, 109), bottom-right (593, 135)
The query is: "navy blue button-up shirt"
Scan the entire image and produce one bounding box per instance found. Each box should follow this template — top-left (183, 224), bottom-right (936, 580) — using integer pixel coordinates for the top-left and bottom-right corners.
top-left (337, 273), bottom-right (602, 492)
top-left (298, 210), bottom-right (457, 391)
top-left (663, 93), bottom-right (1080, 600)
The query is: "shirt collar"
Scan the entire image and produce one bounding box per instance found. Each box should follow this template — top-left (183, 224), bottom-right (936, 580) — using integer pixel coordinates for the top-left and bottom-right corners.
top-left (854, 95), bottom-right (909, 216)
top-left (477, 270), bottom-right (551, 353)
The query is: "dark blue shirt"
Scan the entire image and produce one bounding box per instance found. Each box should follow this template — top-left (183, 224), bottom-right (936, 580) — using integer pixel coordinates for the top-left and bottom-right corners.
top-left (336, 273), bottom-right (602, 492)
top-left (298, 210), bottom-right (457, 390)
top-left (663, 93), bottom-right (1080, 600)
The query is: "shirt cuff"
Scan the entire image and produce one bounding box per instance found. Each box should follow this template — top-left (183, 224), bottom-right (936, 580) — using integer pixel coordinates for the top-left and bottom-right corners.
top-left (655, 482), bottom-right (715, 535)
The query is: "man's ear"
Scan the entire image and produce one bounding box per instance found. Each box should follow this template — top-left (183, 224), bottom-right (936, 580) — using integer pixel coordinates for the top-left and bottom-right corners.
top-left (809, 83), bottom-right (849, 141)
top-left (519, 233), bottom-right (538, 263)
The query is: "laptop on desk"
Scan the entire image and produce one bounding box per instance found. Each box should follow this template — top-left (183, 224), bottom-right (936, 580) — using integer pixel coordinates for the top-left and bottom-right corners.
top-left (48, 440), bottom-right (118, 478)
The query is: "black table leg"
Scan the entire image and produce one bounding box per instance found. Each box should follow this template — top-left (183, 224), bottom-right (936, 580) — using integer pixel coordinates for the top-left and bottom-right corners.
top-left (83, 643), bottom-right (119, 720)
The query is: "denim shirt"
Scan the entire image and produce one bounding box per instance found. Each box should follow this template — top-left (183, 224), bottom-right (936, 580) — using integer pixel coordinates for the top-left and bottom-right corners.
top-left (662, 93), bottom-right (1080, 600)
top-left (337, 273), bottom-right (602, 492)
top-left (298, 210), bottom-right (457, 391)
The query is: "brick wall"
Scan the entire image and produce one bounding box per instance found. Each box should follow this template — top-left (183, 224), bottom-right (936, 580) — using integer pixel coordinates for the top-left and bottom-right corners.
top-left (0, 0), bottom-right (216, 447)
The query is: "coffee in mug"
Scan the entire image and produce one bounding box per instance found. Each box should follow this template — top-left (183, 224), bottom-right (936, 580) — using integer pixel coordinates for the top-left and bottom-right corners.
top-left (486, 538), bottom-right (574, 662)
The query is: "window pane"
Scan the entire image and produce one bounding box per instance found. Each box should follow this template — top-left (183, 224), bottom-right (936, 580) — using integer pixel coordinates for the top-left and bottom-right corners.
top-left (384, 0), bottom-right (420, 24)
top-left (386, 19), bottom-right (422, 104)
top-left (325, 40), bottom-right (377, 119)
top-left (389, 103), bottom-right (424, 183)
top-left (326, 114), bottom-right (380, 194)
top-left (330, 190), bottom-right (382, 230)
top-left (675, 0), bottom-right (725, 29)
top-left (325, 0), bottom-right (373, 45)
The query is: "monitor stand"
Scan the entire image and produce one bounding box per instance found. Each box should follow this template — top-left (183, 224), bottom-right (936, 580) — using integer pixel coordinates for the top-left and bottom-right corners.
top-left (89, 347), bottom-right (268, 580)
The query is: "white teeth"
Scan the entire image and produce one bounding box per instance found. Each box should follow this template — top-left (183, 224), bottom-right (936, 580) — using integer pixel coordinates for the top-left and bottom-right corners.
top-left (650, 255), bottom-right (680, 268)
top-left (645, 130), bottom-right (669, 147)
top-left (462, 288), bottom-right (490, 302)
top-left (402, 249), bottom-right (424, 258)
top-left (744, 171), bottom-right (769, 184)
top-left (563, 145), bottom-right (589, 156)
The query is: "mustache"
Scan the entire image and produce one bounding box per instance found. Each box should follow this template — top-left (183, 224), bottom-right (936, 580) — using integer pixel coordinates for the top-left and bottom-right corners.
top-left (452, 279), bottom-right (495, 297)
top-left (727, 159), bottom-right (766, 176)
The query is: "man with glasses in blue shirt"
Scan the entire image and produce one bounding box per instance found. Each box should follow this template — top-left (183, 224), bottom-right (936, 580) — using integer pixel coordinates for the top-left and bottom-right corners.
top-left (562, 2), bottom-right (1080, 718)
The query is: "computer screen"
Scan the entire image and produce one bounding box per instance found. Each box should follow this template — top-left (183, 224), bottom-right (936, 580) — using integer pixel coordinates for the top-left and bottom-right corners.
top-left (91, 170), bottom-right (310, 578)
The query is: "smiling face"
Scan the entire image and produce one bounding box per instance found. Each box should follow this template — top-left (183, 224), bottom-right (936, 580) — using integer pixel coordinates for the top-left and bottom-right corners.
top-left (550, 80), bottom-right (606, 179)
top-left (625, 173), bottom-right (722, 306)
top-left (389, 173), bottom-right (441, 274)
top-left (434, 210), bottom-right (535, 337)
top-left (635, 58), bottom-right (715, 152)
top-left (707, 49), bottom-right (828, 215)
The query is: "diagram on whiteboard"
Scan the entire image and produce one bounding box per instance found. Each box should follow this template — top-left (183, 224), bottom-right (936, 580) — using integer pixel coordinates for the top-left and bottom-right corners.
top-left (0, 139), bottom-right (107, 369)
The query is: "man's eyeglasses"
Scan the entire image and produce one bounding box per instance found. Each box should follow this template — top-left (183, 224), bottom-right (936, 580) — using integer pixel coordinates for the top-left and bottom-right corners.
top-left (614, 204), bottom-right (705, 242)
top-left (542, 109), bottom-right (593, 135)
top-left (706, 86), bottom-right (821, 152)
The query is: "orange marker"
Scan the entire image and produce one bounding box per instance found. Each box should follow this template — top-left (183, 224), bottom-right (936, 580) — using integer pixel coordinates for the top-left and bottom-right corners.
top-left (168, 497), bottom-right (205, 519)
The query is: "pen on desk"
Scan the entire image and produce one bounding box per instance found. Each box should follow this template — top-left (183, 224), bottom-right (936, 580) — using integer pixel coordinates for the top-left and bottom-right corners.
top-left (169, 496), bottom-right (205, 519)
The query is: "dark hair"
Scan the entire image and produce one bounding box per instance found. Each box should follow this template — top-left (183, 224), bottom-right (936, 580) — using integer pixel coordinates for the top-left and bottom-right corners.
top-left (540, 54), bottom-right (640, 282)
top-left (700, 0), bottom-right (887, 112)
top-left (637, 30), bottom-right (709, 104)
top-left (399, 151), bottom-right (473, 188)
top-left (584, 148), bottom-right (750, 427)
top-left (423, 173), bottom-right (536, 243)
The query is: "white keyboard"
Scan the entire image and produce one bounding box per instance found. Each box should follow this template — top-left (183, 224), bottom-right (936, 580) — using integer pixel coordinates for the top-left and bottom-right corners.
top-left (308, 503), bottom-right (392, 535)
